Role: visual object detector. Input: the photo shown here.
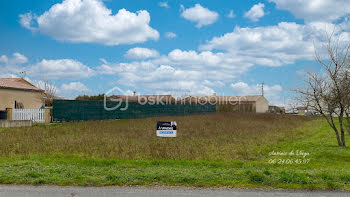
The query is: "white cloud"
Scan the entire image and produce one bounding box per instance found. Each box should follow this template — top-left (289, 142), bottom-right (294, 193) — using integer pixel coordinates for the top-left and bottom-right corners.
top-left (203, 80), bottom-right (225, 87)
top-left (231, 82), bottom-right (283, 105)
top-left (94, 17), bottom-right (349, 99)
top-left (230, 82), bottom-right (251, 91)
top-left (28, 59), bottom-right (94, 80)
top-left (166, 49), bottom-right (250, 71)
top-left (97, 48), bottom-right (261, 85)
top-left (159, 2), bottom-right (169, 8)
top-left (0, 55), bottom-right (7, 64)
top-left (19, 12), bottom-right (36, 31)
top-left (227, 10), bottom-right (235, 18)
top-left (96, 48), bottom-right (254, 97)
top-left (96, 60), bottom-right (156, 75)
top-left (0, 53), bottom-right (28, 75)
top-left (0, 53), bottom-right (28, 65)
top-left (0, 52), bottom-right (96, 81)
top-left (19, 0), bottom-right (159, 45)
top-left (165, 32), bottom-right (177, 39)
top-left (11, 53), bottom-right (28, 64)
top-left (0, 74), bottom-right (18, 78)
top-left (244, 3), bottom-right (265, 22)
top-left (199, 22), bottom-right (345, 66)
top-left (181, 4), bottom-right (219, 28)
top-left (268, 0), bottom-right (350, 22)
top-left (124, 48), bottom-right (160, 59)
top-left (111, 63), bottom-right (215, 96)
top-left (61, 82), bottom-right (90, 93)
top-left (99, 53), bottom-right (284, 99)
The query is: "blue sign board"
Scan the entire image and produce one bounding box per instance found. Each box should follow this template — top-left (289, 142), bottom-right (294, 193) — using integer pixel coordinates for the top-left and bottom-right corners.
top-left (157, 121), bottom-right (177, 137)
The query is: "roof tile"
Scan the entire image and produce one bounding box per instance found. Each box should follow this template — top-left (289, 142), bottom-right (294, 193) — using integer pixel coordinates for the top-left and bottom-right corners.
top-left (0, 78), bottom-right (44, 92)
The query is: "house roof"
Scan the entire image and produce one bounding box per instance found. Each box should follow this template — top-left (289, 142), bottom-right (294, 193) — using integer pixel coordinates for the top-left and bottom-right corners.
top-left (181, 95), bottom-right (266, 103)
top-left (110, 95), bottom-right (175, 103)
top-left (217, 95), bottom-right (265, 102)
top-left (0, 78), bottom-right (44, 92)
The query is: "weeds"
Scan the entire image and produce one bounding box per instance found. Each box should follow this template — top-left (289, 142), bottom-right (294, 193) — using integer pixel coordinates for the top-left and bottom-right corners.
top-left (0, 113), bottom-right (311, 160)
top-left (0, 113), bottom-right (349, 189)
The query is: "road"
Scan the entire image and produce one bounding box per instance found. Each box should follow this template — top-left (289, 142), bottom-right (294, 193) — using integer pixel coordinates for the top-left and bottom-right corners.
top-left (0, 185), bottom-right (348, 197)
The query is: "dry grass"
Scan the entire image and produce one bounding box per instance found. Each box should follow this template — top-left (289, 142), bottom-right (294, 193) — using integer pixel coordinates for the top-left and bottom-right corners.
top-left (0, 113), bottom-right (312, 160)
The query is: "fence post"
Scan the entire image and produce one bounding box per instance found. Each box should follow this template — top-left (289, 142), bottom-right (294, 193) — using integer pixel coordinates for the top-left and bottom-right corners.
top-left (6, 108), bottom-right (12, 120)
top-left (45, 108), bottom-right (51, 124)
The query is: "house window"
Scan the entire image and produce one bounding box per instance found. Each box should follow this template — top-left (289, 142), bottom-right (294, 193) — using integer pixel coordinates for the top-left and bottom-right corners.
top-left (14, 100), bottom-right (24, 109)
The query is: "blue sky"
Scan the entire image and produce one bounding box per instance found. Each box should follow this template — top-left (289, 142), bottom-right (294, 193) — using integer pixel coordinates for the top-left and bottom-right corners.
top-left (1, 0), bottom-right (350, 105)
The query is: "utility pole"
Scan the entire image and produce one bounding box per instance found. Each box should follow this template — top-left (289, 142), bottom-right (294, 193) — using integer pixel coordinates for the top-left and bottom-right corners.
top-left (261, 82), bottom-right (264, 96)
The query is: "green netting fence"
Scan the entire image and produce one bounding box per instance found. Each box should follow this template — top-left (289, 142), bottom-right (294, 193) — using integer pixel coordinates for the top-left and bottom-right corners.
top-left (52, 99), bottom-right (216, 121)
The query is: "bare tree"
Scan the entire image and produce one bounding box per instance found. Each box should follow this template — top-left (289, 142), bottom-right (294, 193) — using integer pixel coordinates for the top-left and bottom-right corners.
top-left (41, 80), bottom-right (57, 107)
top-left (296, 33), bottom-right (350, 147)
top-left (344, 63), bottom-right (350, 134)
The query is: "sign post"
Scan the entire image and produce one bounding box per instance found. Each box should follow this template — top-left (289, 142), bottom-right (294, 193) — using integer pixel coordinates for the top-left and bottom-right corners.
top-left (157, 121), bottom-right (177, 137)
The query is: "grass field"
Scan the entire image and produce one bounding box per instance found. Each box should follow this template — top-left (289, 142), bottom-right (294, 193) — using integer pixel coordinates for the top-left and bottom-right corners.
top-left (0, 112), bottom-right (349, 189)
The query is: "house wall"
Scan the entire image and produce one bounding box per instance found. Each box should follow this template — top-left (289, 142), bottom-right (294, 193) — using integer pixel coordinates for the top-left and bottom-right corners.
top-left (0, 88), bottom-right (44, 110)
top-left (217, 103), bottom-right (255, 112)
top-left (255, 97), bottom-right (269, 113)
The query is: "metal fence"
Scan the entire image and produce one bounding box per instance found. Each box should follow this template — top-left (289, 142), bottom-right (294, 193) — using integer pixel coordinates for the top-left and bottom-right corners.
top-left (52, 99), bottom-right (216, 122)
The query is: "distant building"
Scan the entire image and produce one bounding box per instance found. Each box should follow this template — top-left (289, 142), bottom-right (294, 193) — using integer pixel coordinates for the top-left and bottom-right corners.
top-left (0, 78), bottom-right (44, 110)
top-left (269, 105), bottom-right (285, 114)
top-left (111, 92), bottom-right (176, 104)
top-left (44, 95), bottom-right (71, 107)
top-left (181, 94), bottom-right (269, 113)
